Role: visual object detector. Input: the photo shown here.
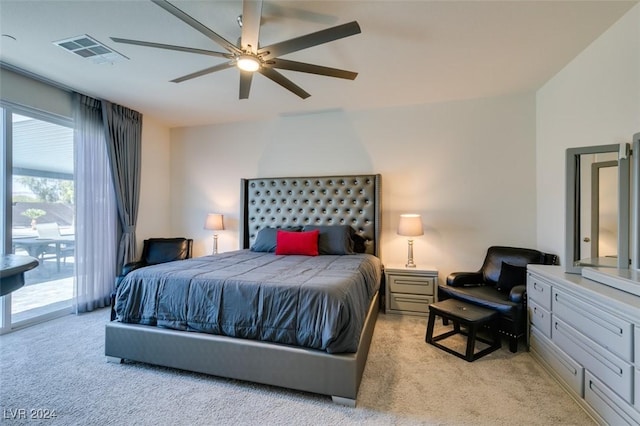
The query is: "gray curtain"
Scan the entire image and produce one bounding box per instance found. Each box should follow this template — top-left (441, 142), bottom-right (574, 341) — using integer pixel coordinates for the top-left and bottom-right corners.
top-left (73, 93), bottom-right (118, 312)
top-left (102, 102), bottom-right (142, 272)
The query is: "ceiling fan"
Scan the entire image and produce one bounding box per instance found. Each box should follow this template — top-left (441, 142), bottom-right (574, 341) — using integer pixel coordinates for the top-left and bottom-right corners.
top-left (111, 0), bottom-right (361, 99)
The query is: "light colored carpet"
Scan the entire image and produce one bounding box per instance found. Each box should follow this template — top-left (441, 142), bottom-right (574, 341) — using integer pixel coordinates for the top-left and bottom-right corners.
top-left (0, 309), bottom-right (594, 425)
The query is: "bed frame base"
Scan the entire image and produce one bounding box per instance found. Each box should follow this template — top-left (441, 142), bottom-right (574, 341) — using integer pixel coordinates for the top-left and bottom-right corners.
top-left (331, 395), bottom-right (356, 407)
top-left (105, 356), bottom-right (123, 364)
top-left (105, 292), bottom-right (378, 406)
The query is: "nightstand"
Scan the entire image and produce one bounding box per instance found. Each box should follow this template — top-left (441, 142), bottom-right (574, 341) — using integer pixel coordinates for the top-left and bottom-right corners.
top-left (384, 266), bottom-right (438, 316)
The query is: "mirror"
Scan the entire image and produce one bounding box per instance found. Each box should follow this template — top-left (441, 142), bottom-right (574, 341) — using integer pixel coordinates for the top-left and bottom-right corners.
top-left (586, 157), bottom-right (617, 261)
top-left (565, 143), bottom-right (630, 274)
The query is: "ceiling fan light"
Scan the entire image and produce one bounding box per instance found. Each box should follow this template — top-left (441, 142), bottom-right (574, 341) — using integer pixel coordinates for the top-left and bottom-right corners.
top-left (237, 55), bottom-right (260, 72)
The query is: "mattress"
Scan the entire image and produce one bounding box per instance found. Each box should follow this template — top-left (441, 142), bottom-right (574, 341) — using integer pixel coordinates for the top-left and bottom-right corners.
top-left (114, 250), bottom-right (381, 353)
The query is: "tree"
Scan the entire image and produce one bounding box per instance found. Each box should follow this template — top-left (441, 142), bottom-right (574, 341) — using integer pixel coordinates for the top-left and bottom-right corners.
top-left (16, 177), bottom-right (74, 204)
top-left (21, 208), bottom-right (46, 220)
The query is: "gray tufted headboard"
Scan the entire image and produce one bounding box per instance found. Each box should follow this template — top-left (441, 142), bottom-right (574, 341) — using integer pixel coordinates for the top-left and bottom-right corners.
top-left (240, 174), bottom-right (381, 256)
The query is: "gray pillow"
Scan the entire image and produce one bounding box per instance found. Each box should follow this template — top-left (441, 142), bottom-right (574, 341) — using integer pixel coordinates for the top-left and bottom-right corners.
top-left (251, 226), bottom-right (302, 252)
top-left (302, 225), bottom-right (355, 255)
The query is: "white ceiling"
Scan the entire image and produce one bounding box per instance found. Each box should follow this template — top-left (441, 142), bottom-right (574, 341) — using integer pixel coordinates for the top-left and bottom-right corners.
top-left (0, 0), bottom-right (637, 128)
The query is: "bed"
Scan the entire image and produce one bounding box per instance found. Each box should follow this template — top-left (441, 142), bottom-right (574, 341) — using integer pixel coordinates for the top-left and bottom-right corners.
top-left (105, 174), bottom-right (382, 406)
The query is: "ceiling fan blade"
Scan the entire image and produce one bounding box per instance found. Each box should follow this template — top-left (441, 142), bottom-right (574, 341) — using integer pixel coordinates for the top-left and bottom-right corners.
top-left (110, 38), bottom-right (232, 58)
top-left (258, 21), bottom-right (361, 60)
top-left (266, 58), bottom-right (357, 80)
top-left (170, 62), bottom-right (235, 83)
top-left (241, 0), bottom-right (262, 54)
top-left (258, 67), bottom-right (310, 99)
top-left (239, 70), bottom-right (254, 99)
top-left (151, 0), bottom-right (241, 55)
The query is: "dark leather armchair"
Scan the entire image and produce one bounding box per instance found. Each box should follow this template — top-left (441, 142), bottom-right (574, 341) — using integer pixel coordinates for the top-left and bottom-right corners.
top-left (111, 237), bottom-right (193, 320)
top-left (438, 246), bottom-right (558, 352)
top-left (118, 237), bottom-right (193, 278)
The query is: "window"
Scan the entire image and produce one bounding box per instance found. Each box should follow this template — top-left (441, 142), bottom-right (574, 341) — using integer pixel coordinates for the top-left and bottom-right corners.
top-left (1, 104), bottom-right (74, 333)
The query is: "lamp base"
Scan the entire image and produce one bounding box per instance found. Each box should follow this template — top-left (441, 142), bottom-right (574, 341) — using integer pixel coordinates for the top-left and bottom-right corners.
top-left (405, 239), bottom-right (416, 268)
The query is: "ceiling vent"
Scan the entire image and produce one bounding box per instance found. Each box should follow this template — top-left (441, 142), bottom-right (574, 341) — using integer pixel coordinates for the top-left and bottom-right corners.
top-left (54, 35), bottom-right (127, 64)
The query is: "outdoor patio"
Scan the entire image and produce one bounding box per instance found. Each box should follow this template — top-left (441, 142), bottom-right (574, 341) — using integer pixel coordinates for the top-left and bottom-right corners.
top-left (11, 257), bottom-right (74, 320)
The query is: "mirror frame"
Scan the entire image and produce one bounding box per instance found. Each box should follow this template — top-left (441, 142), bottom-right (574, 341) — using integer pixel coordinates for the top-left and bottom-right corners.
top-left (565, 143), bottom-right (630, 274)
top-left (633, 133), bottom-right (640, 269)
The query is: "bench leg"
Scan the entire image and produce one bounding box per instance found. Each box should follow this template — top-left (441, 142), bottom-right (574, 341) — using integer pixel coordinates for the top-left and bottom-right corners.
top-left (465, 324), bottom-right (478, 361)
top-left (425, 311), bottom-right (437, 343)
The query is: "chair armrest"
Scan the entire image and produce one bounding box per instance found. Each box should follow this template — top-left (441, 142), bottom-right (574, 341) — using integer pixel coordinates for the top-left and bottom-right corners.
top-left (509, 284), bottom-right (526, 303)
top-left (446, 271), bottom-right (483, 287)
top-left (121, 261), bottom-right (146, 276)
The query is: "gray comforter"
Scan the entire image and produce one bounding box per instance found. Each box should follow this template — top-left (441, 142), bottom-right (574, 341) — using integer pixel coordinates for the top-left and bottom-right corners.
top-left (114, 250), bottom-right (381, 353)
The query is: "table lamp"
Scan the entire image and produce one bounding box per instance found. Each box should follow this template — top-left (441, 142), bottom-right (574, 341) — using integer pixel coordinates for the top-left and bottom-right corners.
top-left (204, 213), bottom-right (224, 255)
top-left (397, 214), bottom-right (424, 268)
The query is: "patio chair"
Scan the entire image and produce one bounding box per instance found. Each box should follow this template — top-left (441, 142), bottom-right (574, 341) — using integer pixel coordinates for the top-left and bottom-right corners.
top-left (36, 222), bottom-right (75, 270)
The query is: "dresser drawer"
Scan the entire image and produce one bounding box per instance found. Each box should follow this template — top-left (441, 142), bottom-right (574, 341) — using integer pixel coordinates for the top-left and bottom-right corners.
top-left (585, 371), bottom-right (640, 426)
top-left (530, 327), bottom-right (584, 397)
top-left (527, 274), bottom-right (552, 310)
top-left (553, 288), bottom-right (633, 362)
top-left (388, 274), bottom-right (434, 295)
top-left (636, 368), bottom-right (640, 410)
top-left (529, 299), bottom-right (551, 338)
top-left (389, 293), bottom-right (433, 314)
top-left (633, 325), bottom-right (640, 362)
top-left (552, 317), bottom-right (633, 403)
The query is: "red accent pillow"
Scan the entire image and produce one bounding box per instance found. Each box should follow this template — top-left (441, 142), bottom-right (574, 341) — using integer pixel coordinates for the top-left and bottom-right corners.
top-left (275, 229), bottom-right (319, 256)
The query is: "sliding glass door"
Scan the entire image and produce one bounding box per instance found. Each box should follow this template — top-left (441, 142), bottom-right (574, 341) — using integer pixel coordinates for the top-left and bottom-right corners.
top-left (1, 104), bottom-right (74, 333)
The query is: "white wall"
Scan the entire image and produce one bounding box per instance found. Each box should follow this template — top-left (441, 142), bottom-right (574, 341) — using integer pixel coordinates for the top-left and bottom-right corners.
top-left (134, 116), bottom-right (172, 255)
top-left (170, 92), bottom-right (537, 282)
top-left (536, 3), bottom-right (640, 262)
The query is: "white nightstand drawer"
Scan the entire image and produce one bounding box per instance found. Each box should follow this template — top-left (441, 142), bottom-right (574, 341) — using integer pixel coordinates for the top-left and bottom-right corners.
top-left (389, 293), bottom-right (433, 314)
top-left (388, 275), bottom-right (434, 295)
top-left (529, 299), bottom-right (551, 338)
top-left (527, 274), bottom-right (552, 310)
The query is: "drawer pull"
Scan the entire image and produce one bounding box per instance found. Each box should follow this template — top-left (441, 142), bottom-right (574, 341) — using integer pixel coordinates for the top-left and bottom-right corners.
top-left (557, 356), bottom-right (578, 376)
top-left (394, 279), bottom-right (429, 286)
top-left (533, 282), bottom-right (545, 293)
top-left (394, 296), bottom-right (426, 303)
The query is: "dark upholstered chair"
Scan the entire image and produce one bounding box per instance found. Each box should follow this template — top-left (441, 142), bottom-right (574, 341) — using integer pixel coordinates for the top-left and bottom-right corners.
top-left (111, 237), bottom-right (193, 320)
top-left (118, 237), bottom-right (193, 278)
top-left (438, 246), bottom-right (558, 352)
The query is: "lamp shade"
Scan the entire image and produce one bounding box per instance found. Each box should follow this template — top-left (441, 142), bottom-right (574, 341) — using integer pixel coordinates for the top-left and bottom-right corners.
top-left (204, 213), bottom-right (224, 231)
top-left (397, 214), bottom-right (424, 237)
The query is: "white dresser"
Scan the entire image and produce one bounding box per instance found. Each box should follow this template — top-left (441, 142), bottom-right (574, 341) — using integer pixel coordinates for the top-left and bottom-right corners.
top-left (527, 265), bottom-right (640, 425)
